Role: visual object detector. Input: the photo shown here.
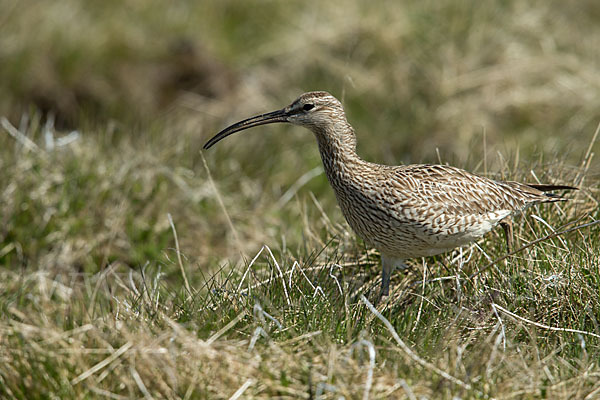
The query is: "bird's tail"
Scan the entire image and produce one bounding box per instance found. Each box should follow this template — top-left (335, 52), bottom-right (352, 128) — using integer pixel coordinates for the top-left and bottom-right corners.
top-left (525, 184), bottom-right (578, 192)
top-left (525, 183), bottom-right (578, 200)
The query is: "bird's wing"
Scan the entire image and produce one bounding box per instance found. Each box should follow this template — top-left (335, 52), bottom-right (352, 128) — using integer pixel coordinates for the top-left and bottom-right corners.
top-left (384, 164), bottom-right (533, 217)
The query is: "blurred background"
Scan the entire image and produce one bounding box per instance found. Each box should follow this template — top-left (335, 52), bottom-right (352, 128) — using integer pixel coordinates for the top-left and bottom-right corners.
top-left (1, 0), bottom-right (599, 275)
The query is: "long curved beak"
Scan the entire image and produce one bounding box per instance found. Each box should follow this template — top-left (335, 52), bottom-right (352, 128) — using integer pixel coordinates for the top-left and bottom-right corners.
top-left (203, 108), bottom-right (289, 149)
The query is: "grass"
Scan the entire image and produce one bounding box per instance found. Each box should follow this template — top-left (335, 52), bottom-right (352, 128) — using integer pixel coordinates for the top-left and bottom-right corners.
top-left (1, 0), bottom-right (600, 398)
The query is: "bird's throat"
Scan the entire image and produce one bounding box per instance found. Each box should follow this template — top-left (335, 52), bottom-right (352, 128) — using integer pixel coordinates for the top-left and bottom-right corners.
top-left (313, 124), bottom-right (362, 190)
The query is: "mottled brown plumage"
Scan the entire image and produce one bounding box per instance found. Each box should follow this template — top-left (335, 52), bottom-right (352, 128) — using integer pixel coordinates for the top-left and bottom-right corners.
top-left (204, 91), bottom-right (575, 296)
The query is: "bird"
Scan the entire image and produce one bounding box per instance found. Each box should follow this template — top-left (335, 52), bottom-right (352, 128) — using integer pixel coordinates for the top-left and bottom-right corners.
top-left (203, 91), bottom-right (575, 296)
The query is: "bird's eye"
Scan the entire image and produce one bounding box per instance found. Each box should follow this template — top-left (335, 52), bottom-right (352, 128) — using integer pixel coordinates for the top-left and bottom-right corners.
top-left (303, 104), bottom-right (314, 111)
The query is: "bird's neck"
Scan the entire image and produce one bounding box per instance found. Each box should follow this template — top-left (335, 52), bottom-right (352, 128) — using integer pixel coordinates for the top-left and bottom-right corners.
top-left (313, 122), bottom-right (363, 187)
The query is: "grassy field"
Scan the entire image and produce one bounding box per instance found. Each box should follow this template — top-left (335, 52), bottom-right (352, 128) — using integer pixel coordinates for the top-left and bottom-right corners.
top-left (1, 0), bottom-right (600, 398)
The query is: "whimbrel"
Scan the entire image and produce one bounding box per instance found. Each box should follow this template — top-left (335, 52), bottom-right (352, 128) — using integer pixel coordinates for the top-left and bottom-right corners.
top-left (204, 91), bottom-right (575, 296)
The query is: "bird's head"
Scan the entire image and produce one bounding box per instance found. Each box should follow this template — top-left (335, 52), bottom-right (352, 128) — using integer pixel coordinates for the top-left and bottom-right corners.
top-left (203, 91), bottom-right (346, 149)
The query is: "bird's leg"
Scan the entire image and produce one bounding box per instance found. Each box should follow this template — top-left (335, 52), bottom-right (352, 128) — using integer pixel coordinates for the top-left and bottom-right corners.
top-left (499, 219), bottom-right (514, 253)
top-left (380, 255), bottom-right (403, 296)
top-left (380, 255), bottom-right (394, 297)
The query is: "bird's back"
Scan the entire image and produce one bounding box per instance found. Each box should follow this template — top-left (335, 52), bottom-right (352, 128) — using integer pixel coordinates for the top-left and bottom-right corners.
top-left (329, 163), bottom-right (564, 258)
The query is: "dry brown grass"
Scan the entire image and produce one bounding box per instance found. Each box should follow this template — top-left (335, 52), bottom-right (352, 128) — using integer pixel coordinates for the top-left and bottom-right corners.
top-left (2, 0), bottom-right (600, 398)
